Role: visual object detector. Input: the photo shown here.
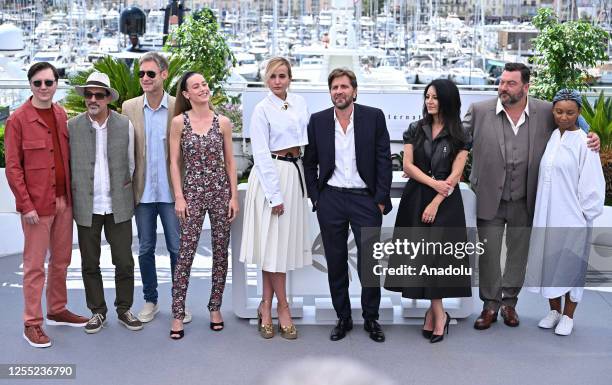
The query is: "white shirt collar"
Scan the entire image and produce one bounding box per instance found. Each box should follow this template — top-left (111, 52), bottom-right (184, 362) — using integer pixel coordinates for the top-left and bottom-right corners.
top-left (496, 97), bottom-right (530, 116)
top-left (88, 112), bottom-right (110, 129)
top-left (333, 105), bottom-right (354, 124)
top-left (267, 91), bottom-right (292, 110)
top-left (144, 92), bottom-right (168, 111)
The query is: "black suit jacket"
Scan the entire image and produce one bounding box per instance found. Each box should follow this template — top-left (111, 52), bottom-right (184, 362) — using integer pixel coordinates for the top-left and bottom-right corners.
top-left (303, 103), bottom-right (393, 215)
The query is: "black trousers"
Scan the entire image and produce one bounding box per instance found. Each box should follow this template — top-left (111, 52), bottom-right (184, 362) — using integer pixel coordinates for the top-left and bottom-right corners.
top-left (77, 214), bottom-right (134, 317)
top-left (316, 187), bottom-right (383, 321)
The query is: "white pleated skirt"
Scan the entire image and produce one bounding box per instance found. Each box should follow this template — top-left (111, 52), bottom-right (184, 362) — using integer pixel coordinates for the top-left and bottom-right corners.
top-left (239, 158), bottom-right (313, 272)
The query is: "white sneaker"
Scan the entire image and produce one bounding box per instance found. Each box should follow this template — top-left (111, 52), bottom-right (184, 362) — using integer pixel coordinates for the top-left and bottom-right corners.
top-left (183, 309), bottom-right (192, 324)
top-left (538, 310), bottom-right (561, 329)
top-left (555, 315), bottom-right (574, 336)
top-left (137, 302), bottom-right (159, 323)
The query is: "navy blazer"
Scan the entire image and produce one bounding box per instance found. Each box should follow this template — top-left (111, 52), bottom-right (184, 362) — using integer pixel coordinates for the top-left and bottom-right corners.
top-left (303, 103), bottom-right (393, 215)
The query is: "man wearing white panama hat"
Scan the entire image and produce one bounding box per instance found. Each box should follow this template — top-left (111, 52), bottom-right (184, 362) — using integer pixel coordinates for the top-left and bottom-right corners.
top-left (68, 71), bottom-right (142, 334)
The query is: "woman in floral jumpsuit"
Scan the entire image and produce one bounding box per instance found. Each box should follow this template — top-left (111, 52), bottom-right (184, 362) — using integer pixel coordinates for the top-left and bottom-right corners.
top-left (168, 71), bottom-right (239, 339)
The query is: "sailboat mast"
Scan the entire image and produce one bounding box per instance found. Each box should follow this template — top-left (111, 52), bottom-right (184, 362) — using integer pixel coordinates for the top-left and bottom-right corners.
top-left (271, 0), bottom-right (278, 56)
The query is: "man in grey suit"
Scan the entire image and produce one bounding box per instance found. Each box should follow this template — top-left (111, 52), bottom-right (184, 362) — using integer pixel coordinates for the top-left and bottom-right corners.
top-left (464, 63), bottom-right (599, 330)
top-left (69, 72), bottom-right (142, 334)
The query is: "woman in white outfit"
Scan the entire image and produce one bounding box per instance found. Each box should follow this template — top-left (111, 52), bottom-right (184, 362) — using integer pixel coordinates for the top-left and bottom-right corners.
top-left (526, 89), bottom-right (605, 336)
top-left (240, 57), bottom-right (312, 339)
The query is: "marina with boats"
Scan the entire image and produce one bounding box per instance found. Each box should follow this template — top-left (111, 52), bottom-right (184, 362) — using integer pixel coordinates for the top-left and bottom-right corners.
top-left (1, 1), bottom-right (611, 100)
top-left (0, 4), bottom-right (611, 385)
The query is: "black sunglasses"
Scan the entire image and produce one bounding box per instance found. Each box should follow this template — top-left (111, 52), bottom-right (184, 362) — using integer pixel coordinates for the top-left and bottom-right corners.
top-left (84, 91), bottom-right (108, 100)
top-left (32, 79), bottom-right (55, 87)
top-left (138, 70), bottom-right (157, 79)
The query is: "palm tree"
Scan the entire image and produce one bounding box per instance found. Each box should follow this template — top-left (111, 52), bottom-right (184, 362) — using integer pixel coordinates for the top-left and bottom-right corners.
top-left (63, 55), bottom-right (187, 116)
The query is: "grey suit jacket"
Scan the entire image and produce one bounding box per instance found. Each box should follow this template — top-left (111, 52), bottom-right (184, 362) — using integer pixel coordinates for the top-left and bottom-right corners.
top-left (121, 94), bottom-right (176, 205)
top-left (463, 96), bottom-right (555, 221)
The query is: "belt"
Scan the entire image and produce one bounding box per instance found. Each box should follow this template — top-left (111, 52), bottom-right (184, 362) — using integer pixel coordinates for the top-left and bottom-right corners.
top-left (326, 185), bottom-right (370, 196)
top-left (271, 154), bottom-right (305, 197)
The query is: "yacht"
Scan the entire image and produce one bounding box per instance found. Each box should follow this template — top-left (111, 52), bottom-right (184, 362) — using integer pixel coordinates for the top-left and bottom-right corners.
top-left (415, 60), bottom-right (448, 84)
top-left (291, 0), bottom-right (407, 87)
top-left (448, 65), bottom-right (489, 85)
top-left (28, 50), bottom-right (70, 76)
top-left (318, 10), bottom-right (332, 27)
top-left (0, 24), bottom-right (25, 56)
top-left (599, 63), bottom-right (612, 84)
top-left (234, 52), bottom-right (259, 81)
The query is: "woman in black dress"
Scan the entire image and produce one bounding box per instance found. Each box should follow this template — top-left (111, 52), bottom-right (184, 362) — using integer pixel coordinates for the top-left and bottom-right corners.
top-left (385, 79), bottom-right (472, 343)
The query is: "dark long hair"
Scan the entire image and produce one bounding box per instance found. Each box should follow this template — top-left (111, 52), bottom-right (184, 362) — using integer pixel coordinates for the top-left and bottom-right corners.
top-left (173, 71), bottom-right (198, 117)
top-left (416, 79), bottom-right (467, 157)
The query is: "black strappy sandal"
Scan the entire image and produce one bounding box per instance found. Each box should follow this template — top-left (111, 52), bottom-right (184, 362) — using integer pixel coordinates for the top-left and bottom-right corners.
top-left (209, 322), bottom-right (224, 332)
top-left (170, 329), bottom-right (184, 340)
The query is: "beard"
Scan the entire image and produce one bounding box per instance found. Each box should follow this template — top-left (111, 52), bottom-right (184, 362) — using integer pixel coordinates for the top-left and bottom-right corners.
top-left (87, 104), bottom-right (102, 116)
top-left (332, 95), bottom-right (353, 110)
top-left (499, 89), bottom-right (525, 106)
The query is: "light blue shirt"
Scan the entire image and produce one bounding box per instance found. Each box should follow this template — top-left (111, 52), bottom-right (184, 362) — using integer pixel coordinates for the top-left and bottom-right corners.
top-left (140, 92), bottom-right (174, 203)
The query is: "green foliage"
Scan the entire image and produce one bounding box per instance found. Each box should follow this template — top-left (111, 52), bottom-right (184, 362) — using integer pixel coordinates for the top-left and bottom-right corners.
top-left (581, 92), bottom-right (612, 151)
top-left (530, 8), bottom-right (609, 101)
top-left (63, 55), bottom-right (187, 116)
top-left (215, 101), bottom-right (242, 133)
top-left (0, 123), bottom-right (5, 168)
top-left (165, 8), bottom-right (235, 99)
top-left (391, 151), bottom-right (403, 172)
top-left (238, 154), bottom-right (254, 184)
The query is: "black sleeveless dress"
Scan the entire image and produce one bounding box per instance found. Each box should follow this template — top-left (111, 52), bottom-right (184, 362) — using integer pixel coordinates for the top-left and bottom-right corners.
top-left (384, 121), bottom-right (472, 299)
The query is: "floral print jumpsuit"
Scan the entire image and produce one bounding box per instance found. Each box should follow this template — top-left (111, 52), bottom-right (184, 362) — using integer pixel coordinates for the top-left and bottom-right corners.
top-left (172, 113), bottom-right (231, 319)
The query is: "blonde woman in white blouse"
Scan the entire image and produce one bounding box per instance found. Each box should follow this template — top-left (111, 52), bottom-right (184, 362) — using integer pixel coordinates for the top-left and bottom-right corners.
top-left (240, 57), bottom-right (312, 339)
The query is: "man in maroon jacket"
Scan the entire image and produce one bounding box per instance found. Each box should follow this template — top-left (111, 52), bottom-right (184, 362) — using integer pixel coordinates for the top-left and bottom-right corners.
top-left (5, 62), bottom-right (88, 348)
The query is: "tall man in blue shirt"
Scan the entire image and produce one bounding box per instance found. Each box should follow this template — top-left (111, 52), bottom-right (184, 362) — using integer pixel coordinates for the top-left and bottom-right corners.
top-left (122, 52), bottom-right (191, 323)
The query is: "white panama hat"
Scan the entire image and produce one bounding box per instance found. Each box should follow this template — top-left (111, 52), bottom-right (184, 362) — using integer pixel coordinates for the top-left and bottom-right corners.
top-left (75, 71), bottom-right (120, 102)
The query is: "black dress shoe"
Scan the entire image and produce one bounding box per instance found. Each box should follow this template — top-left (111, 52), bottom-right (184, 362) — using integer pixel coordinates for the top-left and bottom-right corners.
top-left (430, 312), bottom-right (451, 344)
top-left (330, 318), bottom-right (353, 341)
top-left (364, 320), bottom-right (385, 342)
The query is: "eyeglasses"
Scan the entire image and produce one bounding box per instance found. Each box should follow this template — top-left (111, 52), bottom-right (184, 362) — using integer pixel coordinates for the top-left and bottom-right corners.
top-left (138, 70), bottom-right (157, 79)
top-left (84, 91), bottom-right (108, 100)
top-left (32, 79), bottom-right (55, 87)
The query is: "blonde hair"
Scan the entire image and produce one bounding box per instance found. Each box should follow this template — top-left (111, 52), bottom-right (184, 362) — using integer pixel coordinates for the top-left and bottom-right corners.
top-left (264, 57), bottom-right (292, 83)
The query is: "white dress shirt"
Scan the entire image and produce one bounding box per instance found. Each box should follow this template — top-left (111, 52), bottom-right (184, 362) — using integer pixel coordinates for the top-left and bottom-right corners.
top-left (496, 98), bottom-right (530, 135)
top-left (249, 91), bottom-right (309, 207)
top-left (90, 114), bottom-right (135, 215)
top-left (327, 107), bottom-right (367, 188)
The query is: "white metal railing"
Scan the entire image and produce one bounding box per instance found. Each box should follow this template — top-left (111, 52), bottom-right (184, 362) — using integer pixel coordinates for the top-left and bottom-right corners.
top-left (1, 79), bottom-right (611, 93)
top-left (1, 80), bottom-right (610, 113)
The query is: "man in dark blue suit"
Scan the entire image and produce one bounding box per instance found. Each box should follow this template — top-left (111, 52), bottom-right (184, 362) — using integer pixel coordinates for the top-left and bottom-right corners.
top-left (303, 68), bottom-right (392, 342)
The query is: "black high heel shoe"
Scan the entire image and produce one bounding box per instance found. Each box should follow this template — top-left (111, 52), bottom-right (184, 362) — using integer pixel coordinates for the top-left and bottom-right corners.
top-left (210, 321), bottom-right (224, 331)
top-left (209, 311), bottom-right (224, 331)
top-left (170, 329), bottom-right (184, 340)
top-left (422, 309), bottom-right (433, 339)
top-left (430, 312), bottom-right (450, 343)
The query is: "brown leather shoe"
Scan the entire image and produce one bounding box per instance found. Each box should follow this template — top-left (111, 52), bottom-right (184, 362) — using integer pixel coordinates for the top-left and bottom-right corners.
top-left (47, 309), bottom-right (89, 327)
top-left (23, 325), bottom-right (52, 348)
top-left (500, 305), bottom-right (520, 327)
top-left (474, 309), bottom-right (498, 330)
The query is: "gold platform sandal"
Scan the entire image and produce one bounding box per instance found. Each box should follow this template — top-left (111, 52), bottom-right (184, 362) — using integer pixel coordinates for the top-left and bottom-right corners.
top-left (277, 301), bottom-right (297, 340)
top-left (258, 300), bottom-right (274, 339)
